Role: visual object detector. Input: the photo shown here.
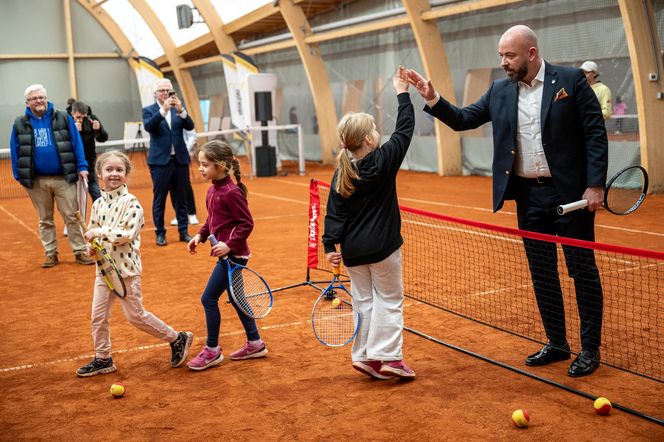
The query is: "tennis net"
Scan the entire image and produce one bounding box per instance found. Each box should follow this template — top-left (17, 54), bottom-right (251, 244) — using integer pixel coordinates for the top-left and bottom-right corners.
top-left (306, 179), bottom-right (664, 382)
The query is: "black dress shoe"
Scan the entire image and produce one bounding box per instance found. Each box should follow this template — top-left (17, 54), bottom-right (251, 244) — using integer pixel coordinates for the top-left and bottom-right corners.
top-left (525, 344), bottom-right (571, 366)
top-left (156, 234), bottom-right (167, 246)
top-left (179, 233), bottom-right (192, 242)
top-left (568, 350), bottom-right (600, 377)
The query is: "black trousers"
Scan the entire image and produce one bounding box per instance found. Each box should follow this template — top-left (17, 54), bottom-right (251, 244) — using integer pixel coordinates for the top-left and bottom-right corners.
top-left (514, 177), bottom-right (603, 352)
top-left (171, 170), bottom-right (196, 216)
top-left (149, 157), bottom-right (189, 236)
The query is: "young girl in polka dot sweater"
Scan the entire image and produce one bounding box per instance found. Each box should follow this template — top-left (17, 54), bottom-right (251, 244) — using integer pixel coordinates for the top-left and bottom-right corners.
top-left (76, 151), bottom-right (193, 377)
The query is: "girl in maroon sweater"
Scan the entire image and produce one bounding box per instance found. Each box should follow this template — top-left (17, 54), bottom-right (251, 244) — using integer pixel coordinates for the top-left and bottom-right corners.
top-left (186, 140), bottom-right (267, 371)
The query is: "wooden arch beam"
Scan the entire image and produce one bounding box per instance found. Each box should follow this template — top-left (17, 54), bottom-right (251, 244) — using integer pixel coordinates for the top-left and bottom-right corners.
top-left (191, 0), bottom-right (237, 54)
top-left (128, 0), bottom-right (204, 131)
top-left (75, 1), bottom-right (135, 60)
top-left (277, 0), bottom-right (338, 164)
top-left (402, 0), bottom-right (462, 176)
top-left (618, 0), bottom-right (664, 193)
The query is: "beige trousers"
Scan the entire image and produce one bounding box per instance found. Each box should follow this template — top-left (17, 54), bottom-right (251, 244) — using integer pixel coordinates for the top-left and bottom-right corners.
top-left (90, 275), bottom-right (178, 359)
top-left (346, 248), bottom-right (404, 362)
top-left (24, 176), bottom-right (86, 256)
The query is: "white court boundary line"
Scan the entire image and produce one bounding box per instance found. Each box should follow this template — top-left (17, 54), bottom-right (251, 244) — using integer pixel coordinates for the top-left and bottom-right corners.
top-left (0, 320), bottom-right (304, 373)
top-left (3, 181), bottom-right (662, 238)
top-left (264, 178), bottom-right (664, 238)
top-left (0, 302), bottom-right (418, 374)
top-left (0, 204), bottom-right (40, 239)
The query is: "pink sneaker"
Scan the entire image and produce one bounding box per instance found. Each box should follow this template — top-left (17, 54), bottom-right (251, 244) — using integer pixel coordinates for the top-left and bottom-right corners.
top-left (379, 360), bottom-right (416, 379)
top-left (230, 340), bottom-right (268, 360)
top-left (187, 346), bottom-right (223, 371)
top-left (352, 360), bottom-right (393, 380)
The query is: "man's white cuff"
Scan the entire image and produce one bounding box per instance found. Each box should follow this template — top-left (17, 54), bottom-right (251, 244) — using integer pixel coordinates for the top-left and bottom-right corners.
top-left (425, 93), bottom-right (440, 108)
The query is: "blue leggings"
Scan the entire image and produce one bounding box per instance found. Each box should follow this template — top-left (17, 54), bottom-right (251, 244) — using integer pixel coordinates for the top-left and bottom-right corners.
top-left (201, 258), bottom-right (260, 348)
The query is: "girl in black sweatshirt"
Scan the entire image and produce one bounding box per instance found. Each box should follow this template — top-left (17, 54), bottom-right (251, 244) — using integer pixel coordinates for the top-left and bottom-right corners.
top-left (322, 66), bottom-right (415, 380)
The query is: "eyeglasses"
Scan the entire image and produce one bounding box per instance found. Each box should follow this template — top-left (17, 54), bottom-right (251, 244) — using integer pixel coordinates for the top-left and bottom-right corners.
top-left (27, 96), bottom-right (46, 102)
top-left (155, 89), bottom-right (172, 93)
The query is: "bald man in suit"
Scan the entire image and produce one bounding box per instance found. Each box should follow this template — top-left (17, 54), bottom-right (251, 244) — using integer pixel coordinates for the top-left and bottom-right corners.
top-left (407, 25), bottom-right (607, 377)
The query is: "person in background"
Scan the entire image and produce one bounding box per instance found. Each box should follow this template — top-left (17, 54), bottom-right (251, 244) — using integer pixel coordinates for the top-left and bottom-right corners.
top-left (9, 84), bottom-right (95, 268)
top-left (580, 60), bottom-right (612, 121)
top-left (71, 101), bottom-right (108, 202)
top-left (407, 25), bottom-right (607, 377)
top-left (142, 78), bottom-right (194, 246)
top-left (287, 106), bottom-right (299, 133)
top-left (170, 128), bottom-right (199, 227)
top-left (65, 97), bottom-right (76, 115)
top-left (613, 95), bottom-right (627, 135)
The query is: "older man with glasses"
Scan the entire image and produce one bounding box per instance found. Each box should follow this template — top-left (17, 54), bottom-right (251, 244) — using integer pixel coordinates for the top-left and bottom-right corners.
top-left (142, 78), bottom-right (195, 246)
top-left (9, 84), bottom-right (95, 268)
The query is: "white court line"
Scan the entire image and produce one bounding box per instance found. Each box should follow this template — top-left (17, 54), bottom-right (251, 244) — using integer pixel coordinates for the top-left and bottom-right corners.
top-left (258, 182), bottom-right (664, 238)
top-left (251, 191), bottom-right (309, 205)
top-left (0, 204), bottom-right (40, 238)
top-left (255, 213), bottom-right (304, 221)
top-left (0, 303), bottom-right (422, 374)
top-left (400, 197), bottom-right (505, 214)
top-left (264, 178), bottom-right (309, 187)
top-left (597, 224), bottom-right (664, 238)
top-left (0, 320), bottom-right (305, 373)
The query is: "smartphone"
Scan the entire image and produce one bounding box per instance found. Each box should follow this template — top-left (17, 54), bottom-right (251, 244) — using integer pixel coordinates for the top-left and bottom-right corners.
top-left (168, 91), bottom-right (176, 97)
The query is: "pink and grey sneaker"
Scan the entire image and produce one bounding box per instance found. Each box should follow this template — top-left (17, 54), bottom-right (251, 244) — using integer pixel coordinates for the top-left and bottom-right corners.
top-left (352, 360), bottom-right (393, 380)
top-left (187, 346), bottom-right (223, 371)
top-left (230, 340), bottom-right (268, 360)
top-left (379, 360), bottom-right (416, 379)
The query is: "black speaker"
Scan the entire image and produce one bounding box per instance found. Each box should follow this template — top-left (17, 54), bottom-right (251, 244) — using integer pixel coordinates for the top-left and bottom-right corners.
top-left (254, 91), bottom-right (273, 122)
top-left (255, 145), bottom-right (277, 177)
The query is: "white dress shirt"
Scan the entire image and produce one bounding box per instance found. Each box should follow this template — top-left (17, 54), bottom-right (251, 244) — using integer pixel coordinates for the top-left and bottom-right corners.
top-left (514, 62), bottom-right (550, 178)
top-left (159, 106), bottom-right (188, 155)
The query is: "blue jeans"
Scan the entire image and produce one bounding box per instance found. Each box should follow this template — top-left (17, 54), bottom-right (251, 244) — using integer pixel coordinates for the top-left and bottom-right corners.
top-left (201, 258), bottom-right (260, 348)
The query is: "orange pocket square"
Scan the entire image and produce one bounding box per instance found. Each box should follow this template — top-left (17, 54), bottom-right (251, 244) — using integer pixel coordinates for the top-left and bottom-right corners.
top-left (554, 88), bottom-right (569, 101)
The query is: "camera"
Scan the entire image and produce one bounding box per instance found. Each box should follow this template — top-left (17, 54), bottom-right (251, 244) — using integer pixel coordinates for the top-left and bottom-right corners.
top-left (168, 90), bottom-right (176, 97)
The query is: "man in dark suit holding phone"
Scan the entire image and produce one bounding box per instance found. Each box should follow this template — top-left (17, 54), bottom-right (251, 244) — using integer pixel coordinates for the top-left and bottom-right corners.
top-left (407, 25), bottom-right (607, 377)
top-left (143, 78), bottom-right (194, 246)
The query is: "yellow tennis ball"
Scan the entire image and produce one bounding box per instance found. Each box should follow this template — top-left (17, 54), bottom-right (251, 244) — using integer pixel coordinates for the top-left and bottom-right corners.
top-left (110, 382), bottom-right (126, 398)
top-left (331, 298), bottom-right (341, 308)
top-left (512, 409), bottom-right (530, 428)
top-left (594, 397), bottom-right (612, 415)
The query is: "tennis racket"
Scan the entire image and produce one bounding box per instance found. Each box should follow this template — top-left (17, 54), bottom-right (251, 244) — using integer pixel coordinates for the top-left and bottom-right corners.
top-left (311, 265), bottom-right (360, 347)
top-left (75, 212), bottom-right (127, 299)
top-left (208, 234), bottom-right (273, 319)
top-left (557, 165), bottom-right (648, 215)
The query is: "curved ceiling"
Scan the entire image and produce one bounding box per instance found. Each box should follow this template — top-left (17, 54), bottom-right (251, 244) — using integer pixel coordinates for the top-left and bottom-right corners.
top-left (100, 0), bottom-right (272, 59)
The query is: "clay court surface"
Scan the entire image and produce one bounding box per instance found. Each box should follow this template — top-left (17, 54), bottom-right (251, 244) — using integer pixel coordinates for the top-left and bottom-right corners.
top-left (1, 159), bottom-right (663, 440)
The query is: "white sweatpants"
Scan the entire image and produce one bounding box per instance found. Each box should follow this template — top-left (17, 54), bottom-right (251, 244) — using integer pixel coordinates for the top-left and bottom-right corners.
top-left (346, 248), bottom-right (404, 362)
top-left (90, 275), bottom-right (178, 359)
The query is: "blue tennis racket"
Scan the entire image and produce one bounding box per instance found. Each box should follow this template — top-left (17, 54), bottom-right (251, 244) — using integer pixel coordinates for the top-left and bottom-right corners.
top-left (208, 234), bottom-right (273, 319)
top-left (311, 265), bottom-right (360, 347)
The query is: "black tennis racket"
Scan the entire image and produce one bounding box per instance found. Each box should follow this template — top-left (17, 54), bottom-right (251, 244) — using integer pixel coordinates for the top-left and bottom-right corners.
top-left (208, 234), bottom-right (273, 319)
top-left (311, 265), bottom-right (360, 347)
top-left (75, 212), bottom-right (127, 299)
top-left (557, 165), bottom-right (648, 215)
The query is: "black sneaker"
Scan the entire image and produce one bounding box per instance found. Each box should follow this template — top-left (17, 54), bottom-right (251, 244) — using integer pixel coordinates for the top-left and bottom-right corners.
top-left (170, 331), bottom-right (193, 367)
top-left (76, 357), bottom-right (117, 377)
